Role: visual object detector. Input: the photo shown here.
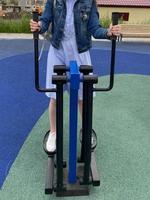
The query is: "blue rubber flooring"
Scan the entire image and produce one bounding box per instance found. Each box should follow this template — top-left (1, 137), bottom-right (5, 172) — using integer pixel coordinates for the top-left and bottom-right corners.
top-left (0, 39), bottom-right (150, 188)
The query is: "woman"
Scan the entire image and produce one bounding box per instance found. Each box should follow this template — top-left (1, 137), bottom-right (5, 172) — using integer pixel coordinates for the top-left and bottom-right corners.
top-left (30, 0), bottom-right (121, 152)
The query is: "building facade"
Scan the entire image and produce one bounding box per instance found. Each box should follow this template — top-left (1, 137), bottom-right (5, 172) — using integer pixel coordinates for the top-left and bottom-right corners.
top-left (97, 0), bottom-right (150, 24)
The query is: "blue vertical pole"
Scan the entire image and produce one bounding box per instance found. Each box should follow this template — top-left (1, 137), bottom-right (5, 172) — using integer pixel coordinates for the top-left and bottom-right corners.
top-left (68, 61), bottom-right (80, 183)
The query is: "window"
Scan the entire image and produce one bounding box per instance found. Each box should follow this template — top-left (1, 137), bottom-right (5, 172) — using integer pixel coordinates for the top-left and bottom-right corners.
top-left (118, 12), bottom-right (129, 21)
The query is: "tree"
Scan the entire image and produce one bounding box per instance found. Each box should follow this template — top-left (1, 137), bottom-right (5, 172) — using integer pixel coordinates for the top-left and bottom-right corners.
top-left (10, 0), bottom-right (18, 5)
top-left (1, 0), bottom-right (7, 5)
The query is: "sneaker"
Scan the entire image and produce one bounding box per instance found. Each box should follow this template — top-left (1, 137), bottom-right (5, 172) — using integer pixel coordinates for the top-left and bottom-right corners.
top-left (46, 132), bottom-right (56, 152)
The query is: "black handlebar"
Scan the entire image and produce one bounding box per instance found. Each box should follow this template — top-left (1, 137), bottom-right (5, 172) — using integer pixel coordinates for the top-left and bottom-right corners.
top-left (93, 12), bottom-right (119, 92)
top-left (33, 11), bottom-right (56, 92)
top-left (112, 12), bottom-right (119, 26)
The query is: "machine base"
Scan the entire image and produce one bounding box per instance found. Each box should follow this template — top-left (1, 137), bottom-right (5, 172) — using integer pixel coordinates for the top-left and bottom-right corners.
top-left (45, 152), bottom-right (100, 197)
top-left (55, 163), bottom-right (89, 197)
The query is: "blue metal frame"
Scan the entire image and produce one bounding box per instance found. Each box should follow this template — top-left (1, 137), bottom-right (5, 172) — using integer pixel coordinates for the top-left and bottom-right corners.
top-left (68, 61), bottom-right (80, 183)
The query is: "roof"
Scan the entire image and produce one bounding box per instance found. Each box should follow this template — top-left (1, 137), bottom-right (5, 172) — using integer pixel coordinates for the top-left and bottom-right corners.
top-left (97, 0), bottom-right (150, 8)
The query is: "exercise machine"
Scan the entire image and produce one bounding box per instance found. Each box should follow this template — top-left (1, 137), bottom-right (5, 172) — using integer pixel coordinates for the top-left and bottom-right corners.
top-left (33, 11), bottom-right (119, 197)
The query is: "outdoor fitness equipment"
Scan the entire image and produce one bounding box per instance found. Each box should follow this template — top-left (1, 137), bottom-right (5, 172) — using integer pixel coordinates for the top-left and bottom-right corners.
top-left (33, 10), bottom-right (119, 197)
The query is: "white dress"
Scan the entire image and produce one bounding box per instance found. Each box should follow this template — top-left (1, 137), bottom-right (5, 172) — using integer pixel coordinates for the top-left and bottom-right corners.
top-left (45, 0), bottom-right (91, 99)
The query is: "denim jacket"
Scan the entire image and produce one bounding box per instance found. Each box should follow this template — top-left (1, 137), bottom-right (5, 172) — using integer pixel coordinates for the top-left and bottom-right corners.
top-left (39, 0), bottom-right (109, 53)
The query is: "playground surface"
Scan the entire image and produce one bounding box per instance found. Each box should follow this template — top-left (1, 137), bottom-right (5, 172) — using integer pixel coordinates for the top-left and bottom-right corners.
top-left (0, 38), bottom-right (150, 200)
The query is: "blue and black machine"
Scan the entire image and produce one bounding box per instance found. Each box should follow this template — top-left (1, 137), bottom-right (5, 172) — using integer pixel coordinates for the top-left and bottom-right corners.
top-left (33, 10), bottom-right (119, 197)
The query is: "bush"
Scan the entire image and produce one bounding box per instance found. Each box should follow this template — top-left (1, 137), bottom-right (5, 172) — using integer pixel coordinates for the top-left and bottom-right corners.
top-left (100, 17), bottom-right (124, 28)
top-left (100, 17), bottom-right (111, 28)
top-left (141, 18), bottom-right (150, 24)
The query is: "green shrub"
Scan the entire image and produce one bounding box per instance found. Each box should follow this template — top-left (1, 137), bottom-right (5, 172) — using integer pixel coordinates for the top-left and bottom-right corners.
top-left (100, 17), bottom-right (111, 28)
top-left (100, 17), bottom-right (123, 28)
top-left (141, 18), bottom-right (150, 24)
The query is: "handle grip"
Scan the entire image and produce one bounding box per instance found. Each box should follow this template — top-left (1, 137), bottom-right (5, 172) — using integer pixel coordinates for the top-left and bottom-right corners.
top-left (33, 10), bottom-right (39, 22)
top-left (32, 11), bottom-right (39, 40)
top-left (112, 12), bottom-right (119, 26)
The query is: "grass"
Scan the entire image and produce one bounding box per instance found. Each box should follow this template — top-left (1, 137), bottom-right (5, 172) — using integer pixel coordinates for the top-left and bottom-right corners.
top-left (0, 15), bottom-right (31, 33)
top-left (2, 15), bottom-right (148, 33)
top-left (0, 14), bottom-right (112, 33)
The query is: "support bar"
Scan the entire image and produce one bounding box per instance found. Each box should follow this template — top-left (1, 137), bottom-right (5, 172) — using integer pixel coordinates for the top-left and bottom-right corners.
top-left (45, 156), bottom-right (55, 194)
top-left (55, 79), bottom-right (65, 193)
top-left (52, 75), bottom-right (67, 84)
top-left (83, 75), bottom-right (98, 83)
top-left (68, 61), bottom-right (80, 183)
top-left (90, 152), bottom-right (100, 186)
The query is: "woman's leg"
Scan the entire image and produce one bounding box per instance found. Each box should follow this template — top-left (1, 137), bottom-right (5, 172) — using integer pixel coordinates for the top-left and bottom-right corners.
top-left (45, 45), bottom-right (65, 152)
top-left (46, 98), bottom-right (56, 152)
top-left (49, 98), bottom-right (56, 132)
top-left (47, 98), bottom-right (82, 152)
